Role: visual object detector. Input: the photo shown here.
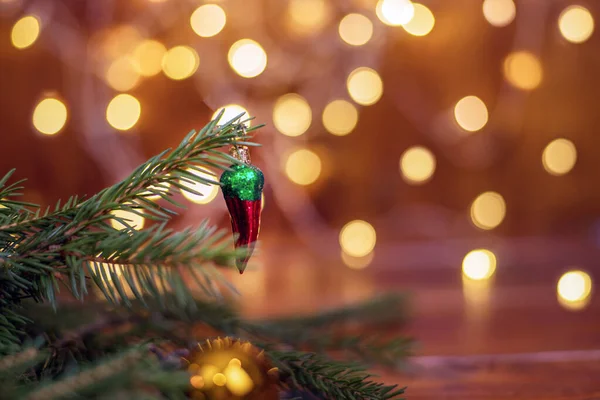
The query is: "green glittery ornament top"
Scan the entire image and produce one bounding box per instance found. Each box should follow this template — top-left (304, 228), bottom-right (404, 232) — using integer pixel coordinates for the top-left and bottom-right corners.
top-left (220, 164), bottom-right (264, 201)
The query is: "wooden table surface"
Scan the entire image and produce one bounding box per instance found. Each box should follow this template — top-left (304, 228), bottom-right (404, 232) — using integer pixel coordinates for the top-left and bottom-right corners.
top-left (228, 235), bottom-right (600, 399)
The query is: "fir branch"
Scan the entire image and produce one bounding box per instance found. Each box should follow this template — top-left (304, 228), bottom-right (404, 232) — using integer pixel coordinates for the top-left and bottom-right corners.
top-left (270, 350), bottom-right (406, 400)
top-left (0, 114), bottom-right (258, 235)
top-left (241, 294), bottom-right (411, 364)
top-left (0, 113), bottom-right (256, 317)
top-left (0, 347), bottom-right (47, 379)
top-left (22, 346), bottom-right (149, 400)
top-left (255, 293), bottom-right (409, 331)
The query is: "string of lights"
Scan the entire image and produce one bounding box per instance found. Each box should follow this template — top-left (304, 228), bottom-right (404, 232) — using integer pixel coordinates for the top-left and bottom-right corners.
top-left (2, 0), bottom-right (595, 310)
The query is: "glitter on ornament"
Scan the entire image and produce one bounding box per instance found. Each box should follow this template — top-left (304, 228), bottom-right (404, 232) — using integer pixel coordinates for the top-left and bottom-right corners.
top-left (220, 145), bottom-right (264, 273)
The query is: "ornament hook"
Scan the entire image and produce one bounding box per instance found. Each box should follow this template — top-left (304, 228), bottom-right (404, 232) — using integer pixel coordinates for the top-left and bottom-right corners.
top-left (230, 123), bottom-right (251, 164)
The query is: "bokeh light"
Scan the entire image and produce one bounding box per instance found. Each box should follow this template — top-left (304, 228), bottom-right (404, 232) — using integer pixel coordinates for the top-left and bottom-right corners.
top-left (503, 51), bottom-right (543, 90)
top-left (347, 67), bottom-right (383, 106)
top-left (402, 3), bottom-right (435, 36)
top-left (482, 0), bottom-right (516, 27)
top-left (227, 39), bottom-right (267, 78)
top-left (101, 25), bottom-right (143, 60)
top-left (558, 5), bottom-right (594, 44)
top-left (399, 146), bottom-right (436, 184)
top-left (106, 94), bottom-right (141, 131)
top-left (341, 250), bottom-right (374, 270)
top-left (162, 45), bottom-right (199, 80)
top-left (470, 191), bottom-right (506, 230)
top-left (190, 4), bottom-right (227, 38)
top-left (212, 373), bottom-right (227, 387)
top-left (376, 0), bottom-right (414, 26)
top-left (133, 40), bottom-right (167, 77)
top-left (284, 149), bottom-right (322, 185)
top-left (110, 209), bottom-right (145, 231)
top-left (179, 168), bottom-right (219, 204)
top-left (223, 363), bottom-right (254, 396)
top-left (557, 270), bottom-right (592, 307)
top-left (339, 220), bottom-right (376, 258)
top-left (287, 0), bottom-right (331, 35)
top-left (32, 98), bottom-right (68, 136)
top-left (462, 249), bottom-right (497, 280)
top-left (212, 104), bottom-right (250, 127)
top-left (322, 100), bottom-right (358, 136)
top-left (11, 15), bottom-right (40, 49)
top-left (542, 138), bottom-right (577, 176)
top-left (273, 94), bottom-right (312, 137)
top-left (105, 56), bottom-right (141, 92)
top-left (339, 13), bottom-right (373, 46)
top-left (454, 96), bottom-right (488, 132)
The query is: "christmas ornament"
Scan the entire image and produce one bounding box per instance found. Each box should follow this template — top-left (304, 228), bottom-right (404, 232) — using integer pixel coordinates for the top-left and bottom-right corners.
top-left (184, 337), bottom-right (279, 400)
top-left (220, 144), bottom-right (264, 274)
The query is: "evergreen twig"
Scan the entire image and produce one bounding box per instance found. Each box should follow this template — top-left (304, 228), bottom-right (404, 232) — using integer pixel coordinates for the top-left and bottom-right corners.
top-left (270, 350), bottom-right (406, 400)
top-left (0, 113), bottom-right (410, 398)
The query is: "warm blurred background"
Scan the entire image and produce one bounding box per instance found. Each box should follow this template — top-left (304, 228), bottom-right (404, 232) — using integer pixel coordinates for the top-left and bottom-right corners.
top-left (1, 0), bottom-right (600, 397)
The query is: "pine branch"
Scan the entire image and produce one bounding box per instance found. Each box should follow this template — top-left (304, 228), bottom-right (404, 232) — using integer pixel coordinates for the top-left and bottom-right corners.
top-left (240, 293), bottom-right (411, 365)
top-left (255, 293), bottom-right (409, 331)
top-left (0, 113), bottom-right (257, 322)
top-left (270, 350), bottom-right (406, 400)
top-left (21, 346), bottom-right (150, 400)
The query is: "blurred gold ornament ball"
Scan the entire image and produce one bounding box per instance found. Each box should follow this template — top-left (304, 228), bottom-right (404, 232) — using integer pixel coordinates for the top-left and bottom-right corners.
top-left (185, 337), bottom-right (279, 400)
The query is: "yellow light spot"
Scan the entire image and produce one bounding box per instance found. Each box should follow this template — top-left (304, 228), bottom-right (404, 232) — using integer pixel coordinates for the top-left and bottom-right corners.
top-left (284, 149), bottom-right (322, 186)
top-left (287, 0), bottom-right (331, 35)
top-left (106, 94), bottom-right (141, 131)
top-left (557, 270), bottom-right (592, 305)
top-left (376, 0), bottom-right (414, 26)
top-left (322, 100), bottom-right (358, 136)
top-left (212, 373), bottom-right (227, 387)
top-left (347, 67), bottom-right (383, 106)
top-left (340, 220), bottom-right (376, 258)
top-left (190, 375), bottom-right (205, 389)
top-left (400, 146), bottom-right (436, 185)
top-left (261, 192), bottom-right (265, 211)
top-left (179, 168), bottom-right (219, 204)
top-left (199, 364), bottom-right (220, 388)
top-left (11, 15), bottom-right (40, 49)
top-left (542, 139), bottom-right (577, 176)
top-left (212, 104), bottom-right (250, 127)
top-left (228, 39), bottom-right (267, 78)
top-left (110, 209), bottom-right (145, 231)
top-left (273, 94), bottom-right (312, 137)
top-left (402, 3), bottom-right (435, 36)
top-left (32, 98), bottom-right (68, 136)
top-left (162, 45), bottom-right (199, 80)
top-left (503, 51), bottom-right (543, 90)
top-left (190, 4), bottom-right (226, 38)
top-left (105, 56), bottom-right (141, 92)
top-left (454, 95), bottom-right (488, 132)
top-left (558, 5), bottom-right (594, 44)
top-left (132, 40), bottom-right (167, 77)
top-left (224, 364), bottom-right (254, 396)
top-left (341, 250), bottom-right (374, 270)
top-left (470, 191), bottom-right (506, 230)
top-left (101, 25), bottom-right (143, 60)
top-left (228, 358), bottom-right (242, 368)
top-left (462, 249), bottom-right (497, 280)
top-left (339, 13), bottom-right (373, 46)
top-left (482, 0), bottom-right (516, 27)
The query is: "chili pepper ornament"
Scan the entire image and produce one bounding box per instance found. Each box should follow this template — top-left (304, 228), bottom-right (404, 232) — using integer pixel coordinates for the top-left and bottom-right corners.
top-left (220, 145), bottom-right (264, 274)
